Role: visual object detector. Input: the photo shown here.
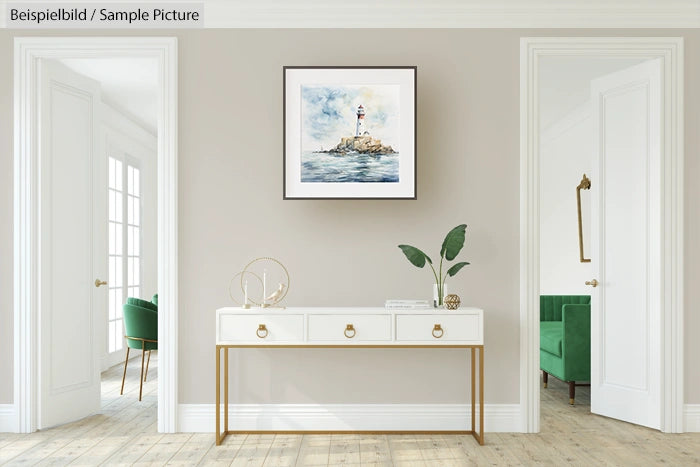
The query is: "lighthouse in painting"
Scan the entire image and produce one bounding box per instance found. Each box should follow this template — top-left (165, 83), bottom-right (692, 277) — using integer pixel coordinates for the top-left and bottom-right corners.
top-left (316, 102), bottom-right (396, 155)
top-left (355, 105), bottom-right (367, 136)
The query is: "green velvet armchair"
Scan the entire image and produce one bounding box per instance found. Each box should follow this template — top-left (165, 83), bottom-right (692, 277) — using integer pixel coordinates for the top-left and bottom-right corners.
top-left (121, 298), bottom-right (158, 401)
top-left (540, 295), bottom-right (591, 404)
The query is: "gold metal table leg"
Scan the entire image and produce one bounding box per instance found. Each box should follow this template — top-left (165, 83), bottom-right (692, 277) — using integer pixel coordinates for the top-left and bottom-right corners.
top-left (479, 346), bottom-right (484, 445)
top-left (224, 347), bottom-right (229, 434)
top-left (213, 344), bottom-right (484, 446)
top-left (216, 345), bottom-right (221, 445)
top-left (471, 347), bottom-right (476, 434)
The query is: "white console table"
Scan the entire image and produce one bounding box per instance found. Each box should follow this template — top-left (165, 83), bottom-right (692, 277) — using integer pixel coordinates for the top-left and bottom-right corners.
top-left (215, 307), bottom-right (484, 445)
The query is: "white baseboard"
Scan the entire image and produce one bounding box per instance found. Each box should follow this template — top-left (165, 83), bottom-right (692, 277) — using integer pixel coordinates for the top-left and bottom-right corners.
top-left (685, 404), bottom-right (700, 432)
top-left (3, 402), bottom-right (694, 433)
top-left (0, 404), bottom-right (16, 432)
top-left (178, 403), bottom-right (522, 433)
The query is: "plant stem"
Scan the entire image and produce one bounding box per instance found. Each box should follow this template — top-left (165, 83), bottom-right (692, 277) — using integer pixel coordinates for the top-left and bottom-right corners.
top-left (428, 263), bottom-right (439, 288)
top-left (442, 271), bottom-right (451, 304)
top-left (438, 256), bottom-right (444, 305)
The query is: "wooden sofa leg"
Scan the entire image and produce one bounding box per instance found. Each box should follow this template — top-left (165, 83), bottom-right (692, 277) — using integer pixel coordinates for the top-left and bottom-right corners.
top-left (569, 381), bottom-right (575, 405)
top-left (542, 371), bottom-right (548, 388)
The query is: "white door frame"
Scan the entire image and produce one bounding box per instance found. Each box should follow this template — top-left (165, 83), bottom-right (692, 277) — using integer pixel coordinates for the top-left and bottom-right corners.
top-left (13, 37), bottom-right (178, 433)
top-left (519, 37), bottom-right (684, 433)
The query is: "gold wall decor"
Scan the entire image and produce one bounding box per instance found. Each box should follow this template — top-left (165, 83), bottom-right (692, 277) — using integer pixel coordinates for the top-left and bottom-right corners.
top-left (228, 270), bottom-right (263, 308)
top-left (576, 174), bottom-right (591, 263)
top-left (229, 257), bottom-right (290, 308)
top-left (444, 294), bottom-right (461, 310)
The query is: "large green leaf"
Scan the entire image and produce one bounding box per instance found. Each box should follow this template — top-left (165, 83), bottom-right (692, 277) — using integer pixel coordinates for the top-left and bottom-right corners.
top-left (446, 261), bottom-right (470, 277)
top-left (440, 224), bottom-right (467, 260)
top-left (398, 244), bottom-right (433, 268)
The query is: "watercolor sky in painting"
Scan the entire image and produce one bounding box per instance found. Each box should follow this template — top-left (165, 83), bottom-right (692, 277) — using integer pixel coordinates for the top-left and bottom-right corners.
top-left (301, 85), bottom-right (400, 152)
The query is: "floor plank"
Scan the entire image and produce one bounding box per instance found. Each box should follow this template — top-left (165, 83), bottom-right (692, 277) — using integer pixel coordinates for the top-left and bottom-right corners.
top-left (2, 361), bottom-right (699, 466)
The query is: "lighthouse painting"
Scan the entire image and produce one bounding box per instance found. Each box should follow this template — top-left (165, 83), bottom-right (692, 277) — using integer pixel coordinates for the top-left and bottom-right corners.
top-left (284, 67), bottom-right (416, 199)
top-left (299, 84), bottom-right (400, 183)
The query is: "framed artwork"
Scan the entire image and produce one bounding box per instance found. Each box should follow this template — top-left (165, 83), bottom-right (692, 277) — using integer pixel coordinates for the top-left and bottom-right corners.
top-left (284, 66), bottom-right (417, 199)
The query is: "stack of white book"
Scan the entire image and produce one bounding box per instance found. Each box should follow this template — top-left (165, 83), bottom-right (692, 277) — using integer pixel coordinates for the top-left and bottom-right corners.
top-left (385, 299), bottom-right (431, 309)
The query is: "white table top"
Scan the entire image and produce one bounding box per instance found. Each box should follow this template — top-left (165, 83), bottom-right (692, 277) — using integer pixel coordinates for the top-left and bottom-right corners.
top-left (216, 306), bottom-right (483, 315)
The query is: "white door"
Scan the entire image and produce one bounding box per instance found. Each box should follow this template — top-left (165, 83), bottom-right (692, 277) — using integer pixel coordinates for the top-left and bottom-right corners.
top-left (38, 60), bottom-right (106, 428)
top-left (589, 59), bottom-right (661, 429)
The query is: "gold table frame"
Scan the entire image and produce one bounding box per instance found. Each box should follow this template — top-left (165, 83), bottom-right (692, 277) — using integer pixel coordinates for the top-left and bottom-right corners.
top-left (215, 344), bottom-right (484, 446)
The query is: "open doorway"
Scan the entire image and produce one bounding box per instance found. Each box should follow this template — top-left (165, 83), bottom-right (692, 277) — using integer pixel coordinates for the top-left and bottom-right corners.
top-left (13, 38), bottom-right (177, 433)
top-left (519, 37), bottom-right (684, 434)
top-left (52, 56), bottom-right (159, 413)
top-left (538, 55), bottom-right (651, 424)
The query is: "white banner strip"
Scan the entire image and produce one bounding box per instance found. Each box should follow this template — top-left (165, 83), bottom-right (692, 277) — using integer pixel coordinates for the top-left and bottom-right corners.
top-left (6, 3), bottom-right (203, 28)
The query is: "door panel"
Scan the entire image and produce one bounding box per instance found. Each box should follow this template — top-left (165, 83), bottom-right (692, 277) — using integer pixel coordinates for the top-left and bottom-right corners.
top-left (590, 59), bottom-right (661, 429)
top-left (39, 60), bottom-right (104, 428)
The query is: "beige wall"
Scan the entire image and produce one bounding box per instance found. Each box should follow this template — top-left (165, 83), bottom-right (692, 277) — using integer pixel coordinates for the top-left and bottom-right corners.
top-left (0, 29), bottom-right (698, 408)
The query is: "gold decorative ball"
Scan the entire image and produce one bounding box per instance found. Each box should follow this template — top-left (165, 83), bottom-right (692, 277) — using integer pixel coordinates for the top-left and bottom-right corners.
top-left (444, 294), bottom-right (461, 310)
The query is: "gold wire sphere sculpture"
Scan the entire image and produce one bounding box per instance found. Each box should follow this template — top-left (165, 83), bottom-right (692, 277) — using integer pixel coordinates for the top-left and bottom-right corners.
top-left (229, 257), bottom-right (290, 308)
top-left (444, 294), bottom-right (461, 310)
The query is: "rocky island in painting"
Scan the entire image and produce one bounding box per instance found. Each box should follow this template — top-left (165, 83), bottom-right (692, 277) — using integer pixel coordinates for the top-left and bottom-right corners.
top-left (301, 85), bottom-right (400, 183)
top-left (320, 133), bottom-right (396, 156)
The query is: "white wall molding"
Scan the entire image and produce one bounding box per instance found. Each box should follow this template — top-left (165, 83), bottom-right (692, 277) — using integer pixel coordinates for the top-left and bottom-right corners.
top-left (13, 37), bottom-right (178, 433)
top-left (178, 404), bottom-right (522, 433)
top-left (520, 37), bottom-right (685, 433)
top-left (685, 405), bottom-right (700, 432)
top-left (0, 404), bottom-right (16, 432)
top-left (2, 1), bottom-right (697, 28)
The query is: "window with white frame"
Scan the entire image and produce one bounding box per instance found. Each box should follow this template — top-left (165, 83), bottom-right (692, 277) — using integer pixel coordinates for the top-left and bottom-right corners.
top-left (108, 155), bottom-right (142, 354)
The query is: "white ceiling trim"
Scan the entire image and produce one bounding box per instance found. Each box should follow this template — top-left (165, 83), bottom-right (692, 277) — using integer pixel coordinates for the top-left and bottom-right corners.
top-left (204, 2), bottom-right (700, 29)
top-left (2, 1), bottom-right (700, 28)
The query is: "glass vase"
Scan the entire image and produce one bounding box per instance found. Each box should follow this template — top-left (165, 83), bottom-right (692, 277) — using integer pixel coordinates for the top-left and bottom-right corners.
top-left (433, 283), bottom-right (448, 308)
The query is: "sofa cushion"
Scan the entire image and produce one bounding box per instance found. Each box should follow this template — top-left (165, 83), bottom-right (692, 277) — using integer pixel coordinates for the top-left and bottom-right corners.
top-left (540, 321), bottom-right (563, 357)
top-left (540, 295), bottom-right (590, 321)
top-left (126, 297), bottom-right (158, 312)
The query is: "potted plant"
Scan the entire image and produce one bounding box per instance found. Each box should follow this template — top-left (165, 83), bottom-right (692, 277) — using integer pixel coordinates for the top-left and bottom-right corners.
top-left (398, 224), bottom-right (470, 307)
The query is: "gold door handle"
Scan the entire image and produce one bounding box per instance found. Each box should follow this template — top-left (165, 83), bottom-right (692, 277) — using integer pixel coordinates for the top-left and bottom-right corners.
top-left (256, 324), bottom-right (268, 338)
top-left (94, 279), bottom-right (107, 287)
top-left (576, 174), bottom-right (592, 263)
top-left (344, 324), bottom-right (356, 339)
top-left (585, 279), bottom-right (599, 287)
top-left (432, 324), bottom-right (444, 339)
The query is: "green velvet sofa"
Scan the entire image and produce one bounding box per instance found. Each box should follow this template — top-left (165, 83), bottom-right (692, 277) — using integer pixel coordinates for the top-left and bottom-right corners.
top-left (540, 295), bottom-right (591, 404)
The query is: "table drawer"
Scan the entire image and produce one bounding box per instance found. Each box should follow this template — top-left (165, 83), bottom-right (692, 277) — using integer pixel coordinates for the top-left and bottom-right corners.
top-left (218, 314), bottom-right (304, 343)
top-left (308, 314), bottom-right (391, 341)
top-left (396, 314), bottom-right (482, 343)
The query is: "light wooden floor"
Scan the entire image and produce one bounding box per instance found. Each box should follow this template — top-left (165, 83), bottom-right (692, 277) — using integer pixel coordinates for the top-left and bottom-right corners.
top-left (1, 359), bottom-right (698, 466)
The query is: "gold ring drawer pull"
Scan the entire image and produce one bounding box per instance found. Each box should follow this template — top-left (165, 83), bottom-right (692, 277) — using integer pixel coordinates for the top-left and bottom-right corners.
top-left (344, 324), bottom-right (356, 339)
top-left (256, 324), bottom-right (268, 339)
top-left (432, 324), bottom-right (444, 339)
